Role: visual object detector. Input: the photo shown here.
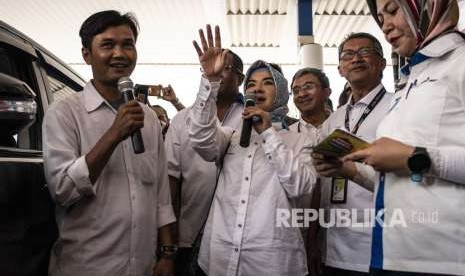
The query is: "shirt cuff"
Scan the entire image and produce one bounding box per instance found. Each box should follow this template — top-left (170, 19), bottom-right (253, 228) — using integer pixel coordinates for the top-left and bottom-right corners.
top-left (157, 203), bottom-right (177, 228)
top-left (67, 155), bottom-right (95, 196)
top-left (426, 146), bottom-right (442, 178)
top-left (197, 76), bottom-right (220, 103)
top-left (260, 127), bottom-right (281, 156)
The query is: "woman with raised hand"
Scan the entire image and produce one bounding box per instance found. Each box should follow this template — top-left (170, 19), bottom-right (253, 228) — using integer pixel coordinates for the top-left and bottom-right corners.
top-left (344, 1), bottom-right (465, 275)
top-left (188, 24), bottom-right (317, 276)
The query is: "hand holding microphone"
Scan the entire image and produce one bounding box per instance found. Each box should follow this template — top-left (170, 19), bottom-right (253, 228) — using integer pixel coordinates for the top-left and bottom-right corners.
top-left (240, 91), bottom-right (272, 147)
top-left (115, 77), bottom-right (145, 154)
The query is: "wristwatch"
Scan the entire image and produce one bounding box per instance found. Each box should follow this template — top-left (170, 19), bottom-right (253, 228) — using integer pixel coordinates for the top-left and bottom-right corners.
top-left (407, 147), bottom-right (431, 182)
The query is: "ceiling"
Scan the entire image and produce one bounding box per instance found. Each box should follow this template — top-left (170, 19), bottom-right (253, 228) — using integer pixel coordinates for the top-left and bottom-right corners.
top-left (0, 0), bottom-right (387, 67)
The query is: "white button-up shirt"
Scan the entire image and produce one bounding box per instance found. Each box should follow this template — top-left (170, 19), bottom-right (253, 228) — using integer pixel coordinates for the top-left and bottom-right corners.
top-left (319, 84), bottom-right (392, 272)
top-left (289, 118), bottom-right (321, 138)
top-left (373, 32), bottom-right (465, 276)
top-left (164, 98), bottom-right (243, 247)
top-left (188, 77), bottom-right (317, 276)
top-left (43, 82), bottom-right (176, 276)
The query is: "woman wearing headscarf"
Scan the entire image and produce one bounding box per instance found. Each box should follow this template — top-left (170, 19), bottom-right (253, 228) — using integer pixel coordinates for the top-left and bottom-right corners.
top-left (344, 1), bottom-right (465, 275)
top-left (187, 25), bottom-right (317, 276)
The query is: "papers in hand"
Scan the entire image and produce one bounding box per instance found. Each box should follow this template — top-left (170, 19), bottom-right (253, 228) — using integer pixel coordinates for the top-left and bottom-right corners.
top-left (313, 129), bottom-right (370, 158)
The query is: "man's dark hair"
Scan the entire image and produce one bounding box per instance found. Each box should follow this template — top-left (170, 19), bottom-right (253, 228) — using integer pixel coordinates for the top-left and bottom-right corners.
top-left (151, 104), bottom-right (168, 117)
top-left (79, 10), bottom-right (139, 49)
top-left (338, 32), bottom-right (384, 59)
top-left (291, 67), bottom-right (330, 89)
top-left (228, 50), bottom-right (244, 73)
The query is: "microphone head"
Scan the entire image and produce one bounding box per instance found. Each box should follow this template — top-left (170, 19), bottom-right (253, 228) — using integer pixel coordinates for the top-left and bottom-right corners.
top-left (117, 77), bottom-right (134, 93)
top-left (244, 91), bottom-right (256, 106)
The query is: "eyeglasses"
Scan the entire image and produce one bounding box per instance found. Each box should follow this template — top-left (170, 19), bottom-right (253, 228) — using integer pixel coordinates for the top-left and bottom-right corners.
top-left (223, 64), bottom-right (244, 76)
top-left (291, 82), bottom-right (321, 95)
top-left (339, 47), bottom-right (380, 61)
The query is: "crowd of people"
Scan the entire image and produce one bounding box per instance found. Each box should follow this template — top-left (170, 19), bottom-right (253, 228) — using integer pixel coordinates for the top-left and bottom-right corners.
top-left (41, 0), bottom-right (465, 276)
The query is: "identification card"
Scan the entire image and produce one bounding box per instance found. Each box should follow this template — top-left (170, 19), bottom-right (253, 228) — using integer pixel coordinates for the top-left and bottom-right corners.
top-left (331, 177), bottom-right (348, 204)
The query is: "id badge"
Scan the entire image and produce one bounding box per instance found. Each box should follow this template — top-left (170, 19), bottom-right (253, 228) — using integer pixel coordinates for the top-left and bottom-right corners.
top-left (331, 177), bottom-right (348, 204)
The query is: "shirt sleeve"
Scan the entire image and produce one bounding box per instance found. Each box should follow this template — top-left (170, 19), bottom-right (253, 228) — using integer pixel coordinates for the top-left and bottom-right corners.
top-left (188, 76), bottom-right (234, 164)
top-left (260, 128), bottom-right (318, 198)
top-left (427, 147), bottom-right (465, 185)
top-left (154, 112), bottom-right (177, 228)
top-left (43, 102), bottom-right (95, 208)
top-left (164, 112), bottom-right (182, 179)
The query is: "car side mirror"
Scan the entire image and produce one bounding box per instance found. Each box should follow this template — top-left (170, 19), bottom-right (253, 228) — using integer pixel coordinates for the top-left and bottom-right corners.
top-left (0, 72), bottom-right (37, 146)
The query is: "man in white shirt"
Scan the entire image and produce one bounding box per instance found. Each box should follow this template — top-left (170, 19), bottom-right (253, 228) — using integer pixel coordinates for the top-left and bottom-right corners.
top-left (43, 10), bottom-right (175, 276)
top-left (164, 50), bottom-right (244, 276)
top-left (288, 67), bottom-right (331, 276)
top-left (312, 32), bottom-right (393, 276)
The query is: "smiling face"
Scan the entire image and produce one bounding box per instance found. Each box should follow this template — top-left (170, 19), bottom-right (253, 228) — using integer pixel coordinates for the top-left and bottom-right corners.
top-left (292, 73), bottom-right (329, 116)
top-left (338, 37), bottom-right (386, 87)
top-left (244, 69), bottom-right (276, 112)
top-left (376, 0), bottom-right (417, 57)
top-left (82, 24), bottom-right (137, 88)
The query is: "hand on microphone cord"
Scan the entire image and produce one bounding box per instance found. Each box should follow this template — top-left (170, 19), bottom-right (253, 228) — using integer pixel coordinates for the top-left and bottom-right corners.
top-left (108, 100), bottom-right (144, 143)
top-left (242, 106), bottom-right (271, 134)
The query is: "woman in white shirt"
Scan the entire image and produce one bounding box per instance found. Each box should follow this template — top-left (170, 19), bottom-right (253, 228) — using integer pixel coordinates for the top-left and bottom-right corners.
top-left (345, 1), bottom-right (465, 275)
top-left (188, 25), bottom-right (317, 276)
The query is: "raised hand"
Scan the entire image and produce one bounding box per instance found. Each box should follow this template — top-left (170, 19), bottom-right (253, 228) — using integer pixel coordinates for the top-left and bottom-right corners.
top-left (193, 24), bottom-right (228, 81)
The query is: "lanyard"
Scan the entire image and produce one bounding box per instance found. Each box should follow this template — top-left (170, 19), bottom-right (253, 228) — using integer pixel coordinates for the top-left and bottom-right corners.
top-left (344, 87), bottom-right (386, 134)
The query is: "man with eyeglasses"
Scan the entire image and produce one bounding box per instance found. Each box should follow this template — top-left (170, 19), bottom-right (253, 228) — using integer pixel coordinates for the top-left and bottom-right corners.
top-left (311, 32), bottom-right (393, 276)
top-left (164, 49), bottom-right (244, 276)
top-left (288, 67), bottom-right (331, 276)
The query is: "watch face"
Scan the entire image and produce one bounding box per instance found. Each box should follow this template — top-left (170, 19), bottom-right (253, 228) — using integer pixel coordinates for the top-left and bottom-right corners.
top-left (408, 151), bottom-right (431, 174)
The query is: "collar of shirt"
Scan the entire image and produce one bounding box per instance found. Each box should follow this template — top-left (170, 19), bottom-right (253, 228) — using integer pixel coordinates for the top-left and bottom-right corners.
top-left (83, 81), bottom-right (110, 113)
top-left (346, 83), bottom-right (384, 108)
top-left (401, 32), bottom-right (464, 76)
top-left (298, 118), bottom-right (320, 131)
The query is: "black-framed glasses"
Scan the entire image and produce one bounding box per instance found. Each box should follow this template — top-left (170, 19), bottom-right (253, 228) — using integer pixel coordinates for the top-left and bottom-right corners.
top-left (291, 82), bottom-right (321, 95)
top-left (339, 47), bottom-right (380, 61)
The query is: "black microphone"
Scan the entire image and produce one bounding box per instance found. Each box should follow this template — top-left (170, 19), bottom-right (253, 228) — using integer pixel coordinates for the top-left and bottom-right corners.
top-left (239, 91), bottom-right (256, 148)
top-left (117, 77), bottom-right (145, 154)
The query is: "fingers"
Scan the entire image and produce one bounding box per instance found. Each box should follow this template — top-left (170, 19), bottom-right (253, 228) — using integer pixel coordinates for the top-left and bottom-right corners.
top-left (242, 106), bottom-right (265, 119)
top-left (193, 40), bottom-right (202, 57)
top-left (214, 25), bottom-right (221, 49)
top-left (207, 24), bottom-right (213, 48)
top-left (199, 28), bottom-right (208, 53)
top-left (342, 149), bottom-right (368, 162)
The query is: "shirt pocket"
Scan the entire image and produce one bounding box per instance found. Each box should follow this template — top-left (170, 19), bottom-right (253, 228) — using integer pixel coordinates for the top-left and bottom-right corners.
top-left (132, 150), bottom-right (157, 185)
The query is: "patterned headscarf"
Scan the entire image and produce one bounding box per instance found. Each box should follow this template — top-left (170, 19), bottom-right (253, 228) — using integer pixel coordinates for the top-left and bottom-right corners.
top-left (243, 60), bottom-right (289, 124)
top-left (367, 0), bottom-right (460, 51)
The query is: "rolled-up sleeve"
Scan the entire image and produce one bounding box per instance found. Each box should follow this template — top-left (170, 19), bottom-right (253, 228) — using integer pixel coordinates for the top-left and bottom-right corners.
top-left (188, 76), bottom-right (233, 164)
top-left (261, 128), bottom-right (317, 198)
top-left (43, 102), bottom-right (95, 208)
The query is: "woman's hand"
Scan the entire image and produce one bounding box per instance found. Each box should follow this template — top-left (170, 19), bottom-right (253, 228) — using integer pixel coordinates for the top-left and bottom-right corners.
top-left (343, 137), bottom-right (414, 173)
top-left (242, 106), bottom-right (271, 134)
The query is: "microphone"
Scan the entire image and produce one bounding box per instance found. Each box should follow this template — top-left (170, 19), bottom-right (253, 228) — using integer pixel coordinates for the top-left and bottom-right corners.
top-left (117, 77), bottom-right (145, 154)
top-left (239, 91), bottom-right (256, 148)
